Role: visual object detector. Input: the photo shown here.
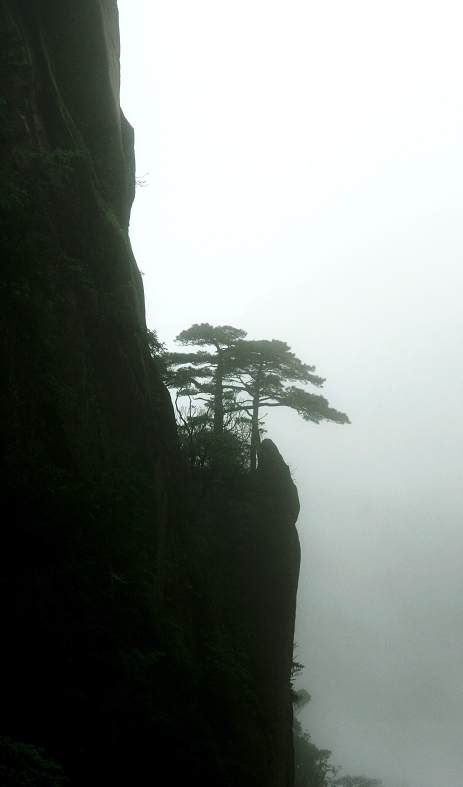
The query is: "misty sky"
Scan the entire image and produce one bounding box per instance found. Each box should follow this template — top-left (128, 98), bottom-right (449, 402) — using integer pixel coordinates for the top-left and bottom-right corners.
top-left (117, 3), bottom-right (463, 785)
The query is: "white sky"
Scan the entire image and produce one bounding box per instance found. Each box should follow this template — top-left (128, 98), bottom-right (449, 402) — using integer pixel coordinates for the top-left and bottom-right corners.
top-left (117, 3), bottom-right (463, 785)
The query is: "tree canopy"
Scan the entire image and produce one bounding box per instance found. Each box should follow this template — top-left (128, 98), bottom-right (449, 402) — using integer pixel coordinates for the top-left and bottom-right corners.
top-left (168, 323), bottom-right (247, 435)
top-left (226, 338), bottom-right (350, 468)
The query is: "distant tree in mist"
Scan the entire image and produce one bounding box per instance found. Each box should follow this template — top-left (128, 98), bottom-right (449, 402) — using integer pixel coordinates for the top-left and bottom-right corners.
top-left (332, 777), bottom-right (383, 787)
top-left (292, 687), bottom-right (311, 716)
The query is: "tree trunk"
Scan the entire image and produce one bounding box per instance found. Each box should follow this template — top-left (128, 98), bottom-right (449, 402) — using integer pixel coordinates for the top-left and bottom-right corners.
top-left (250, 391), bottom-right (260, 472)
top-left (213, 351), bottom-right (224, 434)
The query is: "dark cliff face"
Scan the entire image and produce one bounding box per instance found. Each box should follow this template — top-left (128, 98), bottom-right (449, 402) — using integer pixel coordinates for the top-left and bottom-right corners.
top-left (0, 2), bottom-right (300, 784)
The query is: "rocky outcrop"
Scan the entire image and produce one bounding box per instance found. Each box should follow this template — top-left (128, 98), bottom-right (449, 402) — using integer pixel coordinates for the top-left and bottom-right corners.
top-left (255, 440), bottom-right (301, 784)
top-left (175, 439), bottom-right (301, 786)
top-left (0, 2), bottom-right (300, 784)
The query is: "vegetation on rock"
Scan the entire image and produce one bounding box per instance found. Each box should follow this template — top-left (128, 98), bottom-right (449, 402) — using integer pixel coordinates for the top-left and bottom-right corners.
top-left (293, 716), bottom-right (385, 787)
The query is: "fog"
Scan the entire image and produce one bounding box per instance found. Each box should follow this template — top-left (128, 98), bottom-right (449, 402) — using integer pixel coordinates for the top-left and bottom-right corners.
top-left (117, 2), bottom-right (463, 785)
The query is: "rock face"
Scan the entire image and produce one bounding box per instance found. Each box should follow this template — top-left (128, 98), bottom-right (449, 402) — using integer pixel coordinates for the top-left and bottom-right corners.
top-left (0, 2), bottom-right (300, 785)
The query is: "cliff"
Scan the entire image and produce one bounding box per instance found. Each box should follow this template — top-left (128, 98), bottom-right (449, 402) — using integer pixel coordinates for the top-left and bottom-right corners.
top-left (0, 2), bottom-right (300, 784)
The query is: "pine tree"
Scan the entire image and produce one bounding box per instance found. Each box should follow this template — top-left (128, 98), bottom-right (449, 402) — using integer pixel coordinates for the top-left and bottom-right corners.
top-left (164, 325), bottom-right (350, 471)
top-left (227, 338), bottom-right (349, 470)
top-left (166, 323), bottom-right (246, 434)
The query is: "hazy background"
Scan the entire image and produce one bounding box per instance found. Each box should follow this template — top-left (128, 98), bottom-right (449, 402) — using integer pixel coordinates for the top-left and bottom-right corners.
top-left (117, 2), bottom-right (463, 785)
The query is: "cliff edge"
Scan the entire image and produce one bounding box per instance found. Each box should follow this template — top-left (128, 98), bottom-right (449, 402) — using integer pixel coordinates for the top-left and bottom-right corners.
top-left (0, 2), bottom-right (300, 784)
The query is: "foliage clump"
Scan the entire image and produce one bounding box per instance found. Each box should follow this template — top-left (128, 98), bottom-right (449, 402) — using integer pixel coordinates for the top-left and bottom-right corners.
top-left (293, 718), bottom-right (338, 787)
top-left (0, 737), bottom-right (68, 787)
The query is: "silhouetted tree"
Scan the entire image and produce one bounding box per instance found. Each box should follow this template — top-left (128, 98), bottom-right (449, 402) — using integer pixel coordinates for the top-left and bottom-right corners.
top-left (226, 339), bottom-right (350, 469)
top-left (166, 323), bottom-right (247, 434)
top-left (165, 326), bottom-right (350, 471)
